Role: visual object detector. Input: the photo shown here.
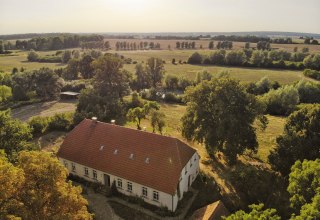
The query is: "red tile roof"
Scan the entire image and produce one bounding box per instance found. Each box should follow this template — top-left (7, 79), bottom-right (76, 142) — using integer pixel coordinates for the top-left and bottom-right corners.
top-left (192, 200), bottom-right (230, 220)
top-left (57, 119), bottom-right (197, 195)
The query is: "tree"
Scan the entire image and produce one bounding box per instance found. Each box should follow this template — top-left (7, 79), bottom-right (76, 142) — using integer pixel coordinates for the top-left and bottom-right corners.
top-left (145, 57), bottom-right (165, 87)
top-left (269, 105), bottom-right (320, 176)
top-left (261, 85), bottom-right (299, 116)
top-left (0, 41), bottom-right (4, 54)
top-left (0, 151), bottom-right (93, 219)
top-left (0, 111), bottom-right (33, 162)
top-left (257, 41), bottom-right (271, 50)
top-left (64, 58), bottom-right (79, 80)
top-left (165, 75), bottom-right (179, 90)
top-left (150, 111), bottom-right (165, 134)
top-left (34, 68), bottom-right (64, 100)
top-left (0, 85), bottom-right (12, 103)
top-left (104, 41), bottom-right (110, 50)
top-left (187, 52), bottom-right (203, 64)
top-left (79, 55), bottom-right (94, 79)
top-left (302, 47), bottom-right (309, 53)
top-left (61, 50), bottom-right (72, 63)
top-left (134, 63), bottom-right (151, 90)
top-left (210, 50), bottom-right (226, 65)
top-left (225, 50), bottom-right (246, 66)
top-left (176, 41), bottom-right (180, 49)
top-left (288, 159), bottom-right (320, 219)
top-left (208, 41), bottom-right (214, 49)
top-left (12, 71), bottom-right (34, 101)
top-left (224, 204), bottom-right (281, 220)
top-left (27, 50), bottom-right (39, 62)
top-left (182, 77), bottom-right (266, 164)
top-left (251, 50), bottom-right (267, 67)
top-left (127, 107), bottom-right (145, 130)
top-left (245, 42), bottom-right (250, 49)
top-left (93, 54), bottom-right (131, 98)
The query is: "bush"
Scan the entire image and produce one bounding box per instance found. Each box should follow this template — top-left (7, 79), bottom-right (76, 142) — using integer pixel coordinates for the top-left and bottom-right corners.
top-left (303, 69), bottom-right (320, 80)
top-left (163, 92), bottom-right (183, 103)
top-left (27, 50), bottom-right (39, 62)
top-left (187, 52), bottom-right (202, 64)
top-left (48, 112), bottom-right (74, 131)
top-left (209, 50), bottom-right (226, 65)
top-left (62, 81), bottom-right (86, 92)
top-left (28, 116), bottom-right (50, 136)
top-left (261, 85), bottom-right (299, 115)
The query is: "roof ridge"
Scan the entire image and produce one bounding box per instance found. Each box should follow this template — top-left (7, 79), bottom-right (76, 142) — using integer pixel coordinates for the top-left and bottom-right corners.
top-left (86, 118), bottom-right (180, 140)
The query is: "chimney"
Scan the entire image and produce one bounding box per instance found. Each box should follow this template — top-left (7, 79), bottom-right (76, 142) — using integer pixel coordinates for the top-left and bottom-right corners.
top-left (92, 117), bottom-right (98, 122)
top-left (143, 127), bottom-right (147, 131)
top-left (111, 119), bottom-right (116, 125)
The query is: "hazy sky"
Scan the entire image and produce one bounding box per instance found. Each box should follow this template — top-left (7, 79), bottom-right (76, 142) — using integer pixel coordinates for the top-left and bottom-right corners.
top-left (0, 0), bottom-right (319, 34)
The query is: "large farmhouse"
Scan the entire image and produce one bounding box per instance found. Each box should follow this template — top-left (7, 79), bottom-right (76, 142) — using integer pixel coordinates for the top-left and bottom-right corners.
top-left (57, 118), bottom-right (200, 211)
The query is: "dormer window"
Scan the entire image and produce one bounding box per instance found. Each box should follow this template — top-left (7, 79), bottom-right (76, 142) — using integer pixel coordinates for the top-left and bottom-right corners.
top-left (145, 158), bottom-right (150, 164)
top-left (99, 145), bottom-right (104, 151)
top-left (114, 149), bottom-right (118, 155)
top-left (129, 153), bottom-right (134, 159)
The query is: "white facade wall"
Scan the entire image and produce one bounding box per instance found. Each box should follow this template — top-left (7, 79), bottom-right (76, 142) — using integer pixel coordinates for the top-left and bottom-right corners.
top-left (59, 158), bottom-right (183, 211)
top-left (178, 152), bottom-right (200, 200)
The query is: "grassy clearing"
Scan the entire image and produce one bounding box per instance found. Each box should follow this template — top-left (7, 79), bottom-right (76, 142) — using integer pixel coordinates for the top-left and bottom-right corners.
top-left (125, 103), bottom-right (285, 163)
top-left (0, 50), bottom-right (66, 72)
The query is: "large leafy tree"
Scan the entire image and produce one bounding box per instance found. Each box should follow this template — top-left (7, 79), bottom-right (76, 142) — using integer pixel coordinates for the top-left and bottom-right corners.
top-left (0, 111), bottom-right (33, 162)
top-left (288, 159), bottom-right (320, 219)
top-left (145, 57), bottom-right (165, 87)
top-left (181, 77), bottom-right (266, 164)
top-left (269, 105), bottom-right (320, 176)
top-left (92, 54), bottom-right (131, 98)
top-left (79, 55), bottom-right (94, 79)
top-left (34, 68), bottom-right (64, 100)
top-left (75, 54), bottom-right (131, 124)
top-left (134, 63), bottom-right (151, 90)
top-left (0, 151), bottom-right (93, 219)
top-left (0, 85), bottom-right (12, 103)
top-left (224, 204), bottom-right (281, 220)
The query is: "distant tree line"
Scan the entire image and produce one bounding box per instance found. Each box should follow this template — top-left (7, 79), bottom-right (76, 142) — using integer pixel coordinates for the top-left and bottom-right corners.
top-left (175, 41), bottom-right (196, 49)
top-left (187, 49), bottom-right (320, 70)
top-left (304, 37), bottom-right (319, 45)
top-left (212, 35), bottom-right (270, 43)
top-left (15, 34), bottom-right (107, 51)
top-left (115, 41), bottom-right (161, 50)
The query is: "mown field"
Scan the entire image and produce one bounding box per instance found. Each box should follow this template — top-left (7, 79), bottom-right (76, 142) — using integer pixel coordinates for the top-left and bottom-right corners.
top-left (0, 49), bottom-right (313, 85)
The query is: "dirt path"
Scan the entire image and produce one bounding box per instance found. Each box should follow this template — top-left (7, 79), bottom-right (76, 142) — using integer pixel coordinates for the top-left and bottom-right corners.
top-left (11, 100), bottom-right (77, 121)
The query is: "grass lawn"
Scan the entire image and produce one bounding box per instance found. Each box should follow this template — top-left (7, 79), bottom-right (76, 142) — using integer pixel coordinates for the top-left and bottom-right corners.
top-left (109, 201), bottom-right (159, 220)
top-left (125, 102), bottom-right (286, 163)
top-left (0, 49), bottom-right (312, 85)
top-left (0, 50), bottom-right (66, 72)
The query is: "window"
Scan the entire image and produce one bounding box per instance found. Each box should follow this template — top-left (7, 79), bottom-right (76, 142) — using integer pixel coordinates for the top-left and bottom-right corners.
top-left (63, 160), bottom-right (68, 168)
top-left (142, 187), bottom-right (148, 197)
top-left (84, 167), bottom-right (89, 176)
top-left (127, 182), bottom-right (132, 192)
top-left (93, 170), bottom-right (97, 179)
top-left (190, 161), bottom-right (192, 167)
top-left (117, 179), bottom-right (122, 189)
top-left (194, 154), bottom-right (197, 161)
top-left (153, 191), bottom-right (159, 201)
top-left (185, 166), bottom-right (187, 175)
top-left (71, 163), bottom-right (76, 172)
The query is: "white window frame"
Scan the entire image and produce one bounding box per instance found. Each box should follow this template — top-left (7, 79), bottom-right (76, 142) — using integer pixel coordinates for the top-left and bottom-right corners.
top-left (117, 179), bottom-right (122, 189)
top-left (71, 163), bottom-right (76, 172)
top-left (93, 170), bottom-right (97, 179)
top-left (84, 167), bottom-right (89, 176)
top-left (142, 187), bottom-right (148, 197)
top-left (153, 191), bottom-right (159, 201)
top-left (127, 182), bottom-right (132, 192)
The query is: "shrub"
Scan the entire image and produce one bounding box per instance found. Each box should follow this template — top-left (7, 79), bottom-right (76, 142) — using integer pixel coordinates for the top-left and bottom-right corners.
top-left (163, 92), bottom-right (183, 103)
top-left (27, 50), bottom-right (39, 62)
top-left (187, 52), bottom-right (202, 64)
top-left (28, 116), bottom-right (50, 136)
top-left (48, 112), bottom-right (74, 131)
top-left (261, 85), bottom-right (299, 115)
top-left (62, 81), bottom-right (86, 92)
top-left (209, 50), bottom-right (226, 65)
top-left (303, 69), bottom-right (320, 80)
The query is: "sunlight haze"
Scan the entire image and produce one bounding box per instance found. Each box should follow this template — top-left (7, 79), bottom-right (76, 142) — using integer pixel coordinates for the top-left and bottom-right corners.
top-left (0, 0), bottom-right (320, 34)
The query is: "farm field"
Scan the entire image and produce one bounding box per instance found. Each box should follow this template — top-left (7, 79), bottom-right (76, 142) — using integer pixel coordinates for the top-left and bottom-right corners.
top-left (105, 39), bottom-right (320, 53)
top-left (0, 49), bottom-right (313, 85)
